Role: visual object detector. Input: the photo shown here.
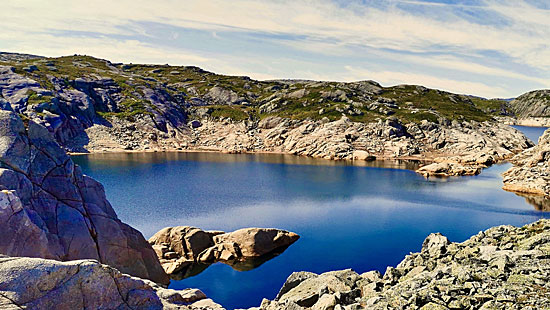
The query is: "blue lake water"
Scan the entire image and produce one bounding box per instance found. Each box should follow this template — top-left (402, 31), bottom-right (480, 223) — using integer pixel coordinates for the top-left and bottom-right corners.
top-left (72, 126), bottom-right (550, 310)
top-left (511, 125), bottom-right (548, 143)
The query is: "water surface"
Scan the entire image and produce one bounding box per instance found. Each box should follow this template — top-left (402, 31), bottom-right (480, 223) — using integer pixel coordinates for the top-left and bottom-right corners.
top-left (72, 128), bottom-right (549, 310)
top-left (511, 125), bottom-right (548, 143)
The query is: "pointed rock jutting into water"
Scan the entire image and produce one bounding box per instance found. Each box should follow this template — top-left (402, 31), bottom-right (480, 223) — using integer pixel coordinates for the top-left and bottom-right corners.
top-left (149, 226), bottom-right (300, 279)
top-left (0, 110), bottom-right (169, 284)
top-left (503, 128), bottom-right (550, 198)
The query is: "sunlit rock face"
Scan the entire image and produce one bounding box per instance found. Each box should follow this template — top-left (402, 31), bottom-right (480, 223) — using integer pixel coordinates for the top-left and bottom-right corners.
top-left (149, 226), bottom-right (300, 280)
top-left (503, 128), bottom-right (550, 198)
top-left (0, 110), bottom-right (168, 285)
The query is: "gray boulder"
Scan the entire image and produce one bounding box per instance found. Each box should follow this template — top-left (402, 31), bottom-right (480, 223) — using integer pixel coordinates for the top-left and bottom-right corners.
top-left (0, 256), bottom-right (222, 310)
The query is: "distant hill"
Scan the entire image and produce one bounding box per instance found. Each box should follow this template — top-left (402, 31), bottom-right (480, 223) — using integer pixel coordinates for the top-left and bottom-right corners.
top-left (509, 90), bottom-right (550, 118)
top-left (0, 53), bottom-right (517, 130)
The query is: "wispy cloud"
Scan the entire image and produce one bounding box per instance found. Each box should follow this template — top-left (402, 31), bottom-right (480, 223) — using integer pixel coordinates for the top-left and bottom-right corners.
top-left (0, 0), bottom-right (548, 97)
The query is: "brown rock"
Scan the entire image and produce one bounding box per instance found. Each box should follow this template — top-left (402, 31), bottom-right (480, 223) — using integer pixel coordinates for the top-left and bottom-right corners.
top-left (213, 228), bottom-right (300, 258)
top-left (149, 226), bottom-right (300, 278)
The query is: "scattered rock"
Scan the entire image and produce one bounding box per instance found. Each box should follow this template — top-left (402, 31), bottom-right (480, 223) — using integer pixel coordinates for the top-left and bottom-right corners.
top-left (250, 220), bottom-right (550, 310)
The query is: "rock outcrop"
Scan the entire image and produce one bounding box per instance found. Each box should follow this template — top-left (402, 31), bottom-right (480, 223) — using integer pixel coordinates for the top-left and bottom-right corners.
top-left (249, 219), bottom-right (550, 310)
top-left (509, 89), bottom-right (550, 119)
top-left (503, 128), bottom-right (550, 198)
top-left (0, 110), bottom-right (168, 284)
top-left (0, 255), bottom-right (223, 310)
top-left (0, 54), bottom-right (533, 167)
top-left (415, 151), bottom-right (499, 177)
top-left (149, 226), bottom-right (300, 279)
top-left (416, 162), bottom-right (482, 177)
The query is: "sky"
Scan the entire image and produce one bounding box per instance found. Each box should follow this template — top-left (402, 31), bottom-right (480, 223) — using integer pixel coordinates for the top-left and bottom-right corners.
top-left (0, 0), bottom-right (549, 98)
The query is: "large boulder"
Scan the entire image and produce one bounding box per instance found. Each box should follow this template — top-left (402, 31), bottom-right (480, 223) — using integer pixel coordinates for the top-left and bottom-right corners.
top-left (0, 110), bottom-right (169, 284)
top-left (149, 226), bottom-right (299, 278)
top-left (212, 228), bottom-right (300, 258)
top-left (0, 256), bottom-right (222, 310)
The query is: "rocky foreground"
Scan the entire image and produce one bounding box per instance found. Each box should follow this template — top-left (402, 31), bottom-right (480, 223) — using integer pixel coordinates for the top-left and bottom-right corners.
top-left (246, 220), bottom-right (550, 310)
top-left (0, 255), bottom-right (221, 310)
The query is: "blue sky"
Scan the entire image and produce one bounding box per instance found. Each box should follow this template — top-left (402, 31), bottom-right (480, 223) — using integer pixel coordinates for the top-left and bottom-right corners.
top-left (1, 0), bottom-right (549, 98)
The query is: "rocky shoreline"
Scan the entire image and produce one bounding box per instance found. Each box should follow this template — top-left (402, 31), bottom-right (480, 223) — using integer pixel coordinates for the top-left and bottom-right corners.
top-left (1, 53), bottom-right (549, 310)
top-left (502, 128), bottom-right (550, 207)
top-left (72, 115), bottom-right (533, 177)
top-left (245, 219), bottom-right (550, 310)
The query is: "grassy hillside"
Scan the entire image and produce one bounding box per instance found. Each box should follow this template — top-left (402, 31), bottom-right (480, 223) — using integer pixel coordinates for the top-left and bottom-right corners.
top-left (0, 54), bottom-right (513, 124)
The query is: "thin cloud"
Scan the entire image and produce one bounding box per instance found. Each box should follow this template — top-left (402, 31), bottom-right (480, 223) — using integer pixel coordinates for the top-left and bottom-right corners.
top-left (0, 0), bottom-right (548, 98)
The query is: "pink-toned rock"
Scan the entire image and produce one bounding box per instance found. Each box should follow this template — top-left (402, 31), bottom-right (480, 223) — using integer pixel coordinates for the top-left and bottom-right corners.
top-left (0, 111), bottom-right (168, 284)
top-left (213, 228), bottom-right (300, 258)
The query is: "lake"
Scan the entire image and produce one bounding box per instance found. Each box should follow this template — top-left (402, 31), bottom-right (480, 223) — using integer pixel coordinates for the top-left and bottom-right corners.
top-left (72, 126), bottom-right (549, 310)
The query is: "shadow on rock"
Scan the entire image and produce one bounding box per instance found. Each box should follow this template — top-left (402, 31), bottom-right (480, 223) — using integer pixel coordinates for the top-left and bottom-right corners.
top-left (149, 226), bottom-right (300, 280)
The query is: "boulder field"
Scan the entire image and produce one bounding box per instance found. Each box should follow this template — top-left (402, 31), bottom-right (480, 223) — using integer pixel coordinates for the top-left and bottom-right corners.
top-left (244, 220), bottom-right (550, 310)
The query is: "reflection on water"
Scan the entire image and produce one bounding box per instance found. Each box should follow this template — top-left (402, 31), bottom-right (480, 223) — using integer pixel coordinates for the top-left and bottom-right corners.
top-left (170, 247), bottom-right (292, 280)
top-left (517, 193), bottom-right (550, 212)
top-left (72, 150), bottom-right (549, 310)
top-left (72, 151), bottom-right (422, 170)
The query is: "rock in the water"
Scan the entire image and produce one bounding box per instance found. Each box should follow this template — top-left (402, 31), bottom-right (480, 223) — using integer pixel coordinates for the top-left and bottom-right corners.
top-left (416, 162), bottom-right (482, 177)
top-left (212, 228), bottom-right (300, 258)
top-left (0, 256), bottom-right (223, 310)
top-left (0, 111), bottom-right (168, 284)
top-left (149, 226), bottom-right (299, 278)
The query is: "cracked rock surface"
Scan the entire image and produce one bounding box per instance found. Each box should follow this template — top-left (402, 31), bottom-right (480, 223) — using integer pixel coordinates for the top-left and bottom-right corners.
top-left (0, 110), bottom-right (168, 284)
top-left (0, 256), bottom-right (222, 310)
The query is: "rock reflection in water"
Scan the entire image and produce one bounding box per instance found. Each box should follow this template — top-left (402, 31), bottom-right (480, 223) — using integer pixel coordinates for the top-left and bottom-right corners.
top-left (518, 193), bottom-right (550, 212)
top-left (149, 226), bottom-right (300, 281)
top-left (170, 247), bottom-right (291, 280)
top-left (72, 151), bottom-right (421, 170)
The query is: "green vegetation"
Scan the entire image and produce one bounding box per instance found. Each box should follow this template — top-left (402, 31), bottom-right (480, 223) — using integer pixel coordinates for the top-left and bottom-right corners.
top-left (380, 85), bottom-right (493, 122)
top-left (5, 54), bottom-right (509, 124)
top-left (26, 91), bottom-right (53, 106)
top-left (210, 105), bottom-right (252, 121)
